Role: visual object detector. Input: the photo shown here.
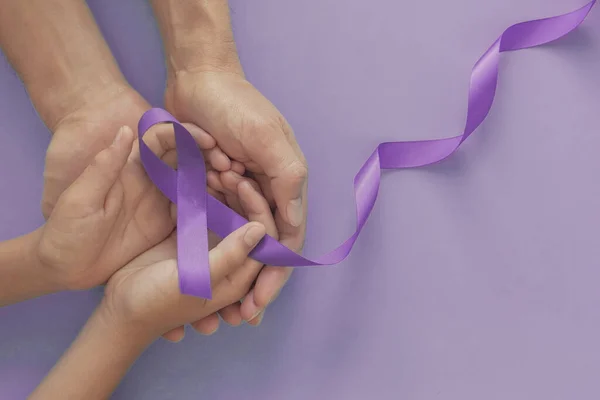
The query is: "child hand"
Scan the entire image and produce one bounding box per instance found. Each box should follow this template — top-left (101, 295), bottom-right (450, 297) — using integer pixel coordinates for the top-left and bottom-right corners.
top-left (100, 180), bottom-right (278, 341)
top-left (35, 123), bottom-right (239, 292)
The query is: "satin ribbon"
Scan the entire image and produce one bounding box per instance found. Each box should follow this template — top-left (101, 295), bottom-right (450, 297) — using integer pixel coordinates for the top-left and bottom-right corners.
top-left (138, 1), bottom-right (596, 298)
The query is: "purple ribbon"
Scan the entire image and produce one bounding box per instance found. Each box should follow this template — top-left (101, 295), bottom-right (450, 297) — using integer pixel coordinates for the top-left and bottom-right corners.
top-left (138, 1), bottom-right (596, 298)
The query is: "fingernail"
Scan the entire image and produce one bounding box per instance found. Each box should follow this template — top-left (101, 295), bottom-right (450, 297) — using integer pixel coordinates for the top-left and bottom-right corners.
top-left (253, 311), bottom-right (265, 326)
top-left (112, 126), bottom-right (125, 146)
top-left (247, 308), bottom-right (263, 323)
top-left (243, 224), bottom-right (265, 247)
top-left (287, 197), bottom-right (303, 227)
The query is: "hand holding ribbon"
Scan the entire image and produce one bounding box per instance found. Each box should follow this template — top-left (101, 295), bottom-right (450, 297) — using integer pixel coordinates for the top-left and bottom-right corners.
top-left (138, 1), bottom-right (597, 298)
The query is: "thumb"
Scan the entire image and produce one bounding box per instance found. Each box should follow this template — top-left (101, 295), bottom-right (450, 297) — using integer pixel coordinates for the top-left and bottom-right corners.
top-left (208, 222), bottom-right (266, 285)
top-left (65, 126), bottom-right (134, 211)
top-left (249, 131), bottom-right (308, 228)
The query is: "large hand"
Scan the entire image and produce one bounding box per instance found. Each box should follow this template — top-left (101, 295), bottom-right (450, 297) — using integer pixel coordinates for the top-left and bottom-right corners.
top-left (165, 71), bottom-right (308, 324)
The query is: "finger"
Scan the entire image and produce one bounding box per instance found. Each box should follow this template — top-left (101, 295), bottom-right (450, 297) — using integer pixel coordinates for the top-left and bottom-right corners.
top-left (205, 147), bottom-right (231, 172)
top-left (225, 193), bottom-right (245, 216)
top-left (208, 222), bottom-right (266, 285)
top-left (231, 161), bottom-right (246, 175)
top-left (238, 181), bottom-right (277, 235)
top-left (149, 122), bottom-right (216, 152)
top-left (162, 326), bottom-right (186, 343)
top-left (239, 179), bottom-right (299, 320)
top-left (246, 309), bottom-right (265, 326)
top-left (230, 181), bottom-right (280, 321)
top-left (65, 126), bottom-right (134, 212)
top-left (183, 123), bottom-right (217, 150)
top-left (191, 313), bottom-right (220, 335)
top-left (251, 173), bottom-right (276, 208)
top-left (243, 206), bottom-right (305, 314)
top-left (220, 170), bottom-right (262, 195)
top-left (219, 302), bottom-right (243, 326)
top-left (139, 122), bottom-right (218, 171)
top-left (219, 171), bottom-right (262, 215)
top-left (241, 266), bottom-right (293, 321)
top-left (245, 123), bottom-right (308, 228)
top-left (207, 170), bottom-right (226, 193)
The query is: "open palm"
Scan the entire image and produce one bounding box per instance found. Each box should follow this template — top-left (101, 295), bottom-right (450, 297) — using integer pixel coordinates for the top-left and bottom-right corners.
top-left (40, 88), bottom-right (219, 290)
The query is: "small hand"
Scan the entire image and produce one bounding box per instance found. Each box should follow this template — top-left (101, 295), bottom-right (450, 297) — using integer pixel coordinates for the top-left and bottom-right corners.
top-left (39, 87), bottom-right (239, 291)
top-left (38, 125), bottom-right (223, 292)
top-left (102, 179), bottom-right (278, 342)
top-left (165, 70), bottom-right (308, 325)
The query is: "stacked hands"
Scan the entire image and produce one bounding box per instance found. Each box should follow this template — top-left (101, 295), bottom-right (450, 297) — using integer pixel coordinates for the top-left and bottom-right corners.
top-left (39, 76), bottom-right (307, 341)
top-left (0, 1), bottom-right (307, 398)
top-left (1, 0), bottom-right (592, 397)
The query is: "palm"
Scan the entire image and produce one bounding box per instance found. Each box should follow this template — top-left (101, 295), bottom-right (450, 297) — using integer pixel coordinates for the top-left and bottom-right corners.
top-left (104, 232), bottom-right (222, 332)
top-left (42, 89), bottom-right (174, 288)
top-left (43, 90), bottom-right (147, 215)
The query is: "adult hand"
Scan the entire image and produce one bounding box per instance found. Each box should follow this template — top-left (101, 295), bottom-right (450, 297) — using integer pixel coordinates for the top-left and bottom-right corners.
top-left (165, 70), bottom-right (308, 324)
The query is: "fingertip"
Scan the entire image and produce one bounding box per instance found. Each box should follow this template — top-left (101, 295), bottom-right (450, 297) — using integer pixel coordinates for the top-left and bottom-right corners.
top-left (242, 222), bottom-right (266, 248)
top-left (240, 290), bottom-right (262, 322)
top-left (191, 314), bottom-right (220, 335)
top-left (238, 179), bottom-right (261, 198)
top-left (238, 180), bottom-right (265, 215)
top-left (253, 267), bottom-right (292, 307)
top-left (207, 170), bottom-right (225, 193)
top-left (238, 180), bottom-right (254, 198)
top-left (208, 148), bottom-right (232, 172)
top-left (231, 161), bottom-right (246, 175)
top-left (182, 123), bottom-right (216, 149)
top-left (219, 303), bottom-right (243, 327)
top-left (220, 170), bottom-right (244, 193)
top-left (113, 126), bottom-right (135, 151)
top-left (162, 326), bottom-right (186, 343)
top-left (247, 310), bottom-right (265, 326)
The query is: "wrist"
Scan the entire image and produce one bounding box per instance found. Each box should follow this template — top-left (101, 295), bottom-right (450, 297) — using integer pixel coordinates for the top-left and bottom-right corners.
top-left (94, 302), bottom-right (156, 352)
top-left (28, 74), bottom-right (129, 132)
top-left (97, 297), bottom-right (158, 348)
top-left (151, 0), bottom-right (244, 79)
top-left (29, 304), bottom-right (152, 399)
top-left (0, 0), bottom-right (129, 130)
top-left (0, 229), bottom-right (64, 306)
top-left (28, 228), bottom-right (73, 293)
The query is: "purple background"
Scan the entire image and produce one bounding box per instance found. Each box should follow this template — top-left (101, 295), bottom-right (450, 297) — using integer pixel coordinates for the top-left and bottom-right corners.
top-left (1, 0), bottom-right (600, 398)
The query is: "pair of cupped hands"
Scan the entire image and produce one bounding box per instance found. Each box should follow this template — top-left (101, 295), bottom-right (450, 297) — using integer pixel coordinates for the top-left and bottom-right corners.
top-left (38, 69), bottom-right (307, 343)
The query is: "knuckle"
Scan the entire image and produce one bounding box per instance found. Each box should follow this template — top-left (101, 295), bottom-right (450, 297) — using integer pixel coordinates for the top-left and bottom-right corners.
top-left (91, 149), bottom-right (112, 167)
top-left (285, 160), bottom-right (308, 183)
top-left (41, 198), bottom-right (54, 219)
top-left (242, 115), bottom-right (283, 144)
top-left (213, 247), bottom-right (236, 271)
